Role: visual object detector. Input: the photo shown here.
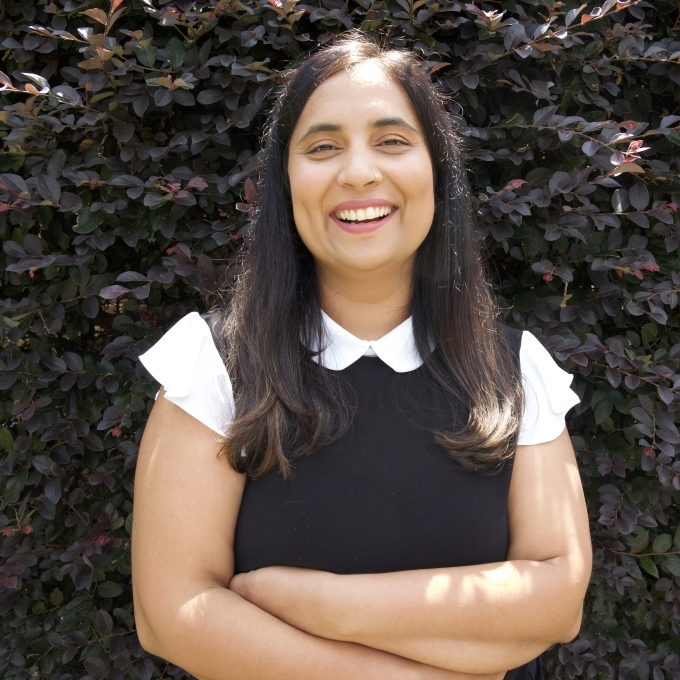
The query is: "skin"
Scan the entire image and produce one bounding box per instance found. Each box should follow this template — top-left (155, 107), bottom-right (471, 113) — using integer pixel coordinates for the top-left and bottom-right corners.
top-left (286, 59), bottom-right (435, 339)
top-left (132, 59), bottom-right (592, 679)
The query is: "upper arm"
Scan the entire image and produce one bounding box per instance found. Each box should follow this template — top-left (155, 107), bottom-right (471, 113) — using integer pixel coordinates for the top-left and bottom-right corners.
top-left (506, 428), bottom-right (592, 629)
top-left (131, 387), bottom-right (245, 651)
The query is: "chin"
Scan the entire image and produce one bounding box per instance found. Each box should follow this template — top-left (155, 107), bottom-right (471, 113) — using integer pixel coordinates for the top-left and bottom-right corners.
top-left (337, 251), bottom-right (403, 272)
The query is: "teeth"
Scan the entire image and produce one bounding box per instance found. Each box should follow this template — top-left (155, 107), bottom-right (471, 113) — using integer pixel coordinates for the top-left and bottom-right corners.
top-left (335, 206), bottom-right (393, 222)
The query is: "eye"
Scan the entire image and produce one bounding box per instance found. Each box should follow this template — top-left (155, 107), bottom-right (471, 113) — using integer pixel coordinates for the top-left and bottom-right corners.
top-left (380, 138), bottom-right (409, 147)
top-left (308, 143), bottom-right (337, 154)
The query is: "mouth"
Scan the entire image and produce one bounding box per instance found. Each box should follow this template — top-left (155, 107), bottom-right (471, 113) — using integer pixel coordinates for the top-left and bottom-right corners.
top-left (330, 205), bottom-right (398, 234)
top-left (333, 205), bottom-right (396, 224)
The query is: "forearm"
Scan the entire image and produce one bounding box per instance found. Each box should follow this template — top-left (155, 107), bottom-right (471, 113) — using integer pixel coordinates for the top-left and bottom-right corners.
top-left (233, 557), bottom-right (584, 674)
top-left (328, 557), bottom-right (582, 643)
top-left (142, 582), bottom-right (508, 680)
top-left (328, 629), bottom-right (554, 674)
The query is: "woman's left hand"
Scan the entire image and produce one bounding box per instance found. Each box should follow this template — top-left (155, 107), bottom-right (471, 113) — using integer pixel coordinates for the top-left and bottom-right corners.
top-left (228, 566), bottom-right (337, 638)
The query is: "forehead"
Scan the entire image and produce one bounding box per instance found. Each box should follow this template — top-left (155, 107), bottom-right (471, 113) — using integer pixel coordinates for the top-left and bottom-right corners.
top-left (296, 60), bottom-right (418, 125)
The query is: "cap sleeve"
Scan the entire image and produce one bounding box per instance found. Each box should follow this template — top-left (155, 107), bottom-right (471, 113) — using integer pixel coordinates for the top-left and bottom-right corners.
top-left (138, 312), bottom-right (234, 436)
top-left (518, 331), bottom-right (580, 446)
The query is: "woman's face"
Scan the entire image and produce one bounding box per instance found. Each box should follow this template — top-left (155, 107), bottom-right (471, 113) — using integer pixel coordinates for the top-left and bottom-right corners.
top-left (287, 60), bottom-right (435, 279)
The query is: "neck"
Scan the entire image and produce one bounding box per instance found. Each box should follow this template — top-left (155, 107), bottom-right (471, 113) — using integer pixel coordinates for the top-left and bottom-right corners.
top-left (316, 259), bottom-right (414, 341)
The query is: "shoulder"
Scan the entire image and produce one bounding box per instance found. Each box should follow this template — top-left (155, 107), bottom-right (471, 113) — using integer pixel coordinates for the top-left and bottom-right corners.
top-left (516, 329), bottom-right (581, 446)
top-left (138, 311), bottom-right (234, 436)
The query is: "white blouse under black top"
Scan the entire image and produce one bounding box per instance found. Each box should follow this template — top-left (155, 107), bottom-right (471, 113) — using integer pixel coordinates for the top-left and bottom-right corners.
top-left (139, 310), bottom-right (579, 446)
top-left (138, 310), bottom-right (580, 680)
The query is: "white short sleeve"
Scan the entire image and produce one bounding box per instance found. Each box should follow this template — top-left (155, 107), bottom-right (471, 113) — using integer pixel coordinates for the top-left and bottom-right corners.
top-left (138, 312), bottom-right (234, 436)
top-left (518, 331), bottom-right (580, 446)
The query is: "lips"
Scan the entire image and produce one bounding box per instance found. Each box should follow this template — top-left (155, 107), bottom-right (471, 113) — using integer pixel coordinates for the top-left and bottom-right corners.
top-left (330, 206), bottom-right (398, 234)
top-left (329, 198), bottom-right (399, 234)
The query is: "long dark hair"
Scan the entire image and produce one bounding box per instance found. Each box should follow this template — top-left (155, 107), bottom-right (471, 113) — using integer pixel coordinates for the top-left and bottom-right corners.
top-left (209, 30), bottom-right (524, 479)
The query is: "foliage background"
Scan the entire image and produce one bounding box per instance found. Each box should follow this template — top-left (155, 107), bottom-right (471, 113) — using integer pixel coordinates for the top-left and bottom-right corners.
top-left (1, 0), bottom-right (680, 678)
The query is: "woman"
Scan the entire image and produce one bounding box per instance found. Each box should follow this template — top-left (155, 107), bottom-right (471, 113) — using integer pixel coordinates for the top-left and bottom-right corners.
top-left (131, 31), bottom-right (592, 680)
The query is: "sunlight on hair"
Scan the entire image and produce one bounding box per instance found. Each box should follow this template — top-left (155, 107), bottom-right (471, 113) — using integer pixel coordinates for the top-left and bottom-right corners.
top-left (346, 58), bottom-right (386, 86)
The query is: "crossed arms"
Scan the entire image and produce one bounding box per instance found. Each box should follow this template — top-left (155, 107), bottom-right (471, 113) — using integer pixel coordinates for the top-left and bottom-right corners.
top-left (132, 393), bottom-right (592, 680)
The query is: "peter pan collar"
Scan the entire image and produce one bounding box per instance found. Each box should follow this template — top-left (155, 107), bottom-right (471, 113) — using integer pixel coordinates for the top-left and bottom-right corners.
top-left (307, 310), bottom-right (430, 373)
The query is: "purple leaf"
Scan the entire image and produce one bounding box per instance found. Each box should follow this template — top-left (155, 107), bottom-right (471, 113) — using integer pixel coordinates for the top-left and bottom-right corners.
top-left (99, 285), bottom-right (131, 299)
top-left (116, 271), bottom-right (148, 283)
top-left (582, 140), bottom-right (600, 156)
top-left (658, 385), bottom-right (674, 404)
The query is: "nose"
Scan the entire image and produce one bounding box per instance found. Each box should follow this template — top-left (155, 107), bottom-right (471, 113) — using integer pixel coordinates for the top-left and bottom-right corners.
top-left (336, 144), bottom-right (382, 189)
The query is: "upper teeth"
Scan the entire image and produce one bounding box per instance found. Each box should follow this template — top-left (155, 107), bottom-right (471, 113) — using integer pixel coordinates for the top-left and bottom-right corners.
top-left (335, 206), bottom-right (394, 222)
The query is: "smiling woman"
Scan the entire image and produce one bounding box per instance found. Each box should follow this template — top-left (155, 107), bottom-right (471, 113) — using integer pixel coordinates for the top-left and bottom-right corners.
top-left (288, 62), bottom-right (434, 276)
top-left (130, 30), bottom-right (592, 680)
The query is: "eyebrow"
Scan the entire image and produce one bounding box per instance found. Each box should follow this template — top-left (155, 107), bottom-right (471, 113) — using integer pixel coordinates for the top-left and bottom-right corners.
top-left (296, 117), bottom-right (419, 144)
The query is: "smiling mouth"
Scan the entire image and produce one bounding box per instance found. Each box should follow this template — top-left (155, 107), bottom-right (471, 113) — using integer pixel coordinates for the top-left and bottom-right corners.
top-left (334, 206), bottom-right (395, 224)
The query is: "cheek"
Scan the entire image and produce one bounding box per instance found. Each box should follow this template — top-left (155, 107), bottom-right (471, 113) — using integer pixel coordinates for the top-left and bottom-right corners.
top-left (398, 155), bottom-right (436, 236)
top-left (289, 160), bottom-right (329, 210)
top-left (288, 162), bottom-right (334, 253)
top-left (405, 155), bottom-right (435, 199)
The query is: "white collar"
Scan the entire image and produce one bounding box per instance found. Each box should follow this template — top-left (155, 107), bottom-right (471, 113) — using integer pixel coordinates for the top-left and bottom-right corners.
top-left (306, 310), bottom-right (431, 373)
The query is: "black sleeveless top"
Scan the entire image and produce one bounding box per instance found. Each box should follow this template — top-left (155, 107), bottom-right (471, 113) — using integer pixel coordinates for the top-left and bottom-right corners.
top-left (228, 325), bottom-right (543, 680)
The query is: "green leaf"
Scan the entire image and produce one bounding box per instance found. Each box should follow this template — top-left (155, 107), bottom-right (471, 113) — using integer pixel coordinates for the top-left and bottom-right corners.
top-left (521, 228), bottom-right (544, 258)
top-left (594, 400), bottom-right (613, 425)
top-left (0, 156), bottom-right (16, 171)
top-left (674, 525), bottom-right (680, 549)
top-left (165, 37), bottom-right (185, 67)
top-left (132, 40), bottom-right (157, 67)
top-left (95, 609), bottom-right (113, 635)
top-left (39, 655), bottom-right (54, 674)
top-left (514, 291), bottom-right (539, 312)
top-left (59, 279), bottom-right (78, 301)
top-left (69, 264), bottom-right (91, 288)
top-left (641, 323), bottom-right (658, 349)
top-left (55, 592), bottom-right (90, 633)
top-left (630, 530), bottom-right (649, 555)
top-left (74, 207), bottom-right (103, 234)
top-left (652, 534), bottom-right (672, 554)
top-left (666, 555), bottom-right (680, 577)
top-left (0, 427), bottom-right (14, 452)
top-left (581, 70), bottom-right (599, 91)
top-left (621, 554), bottom-right (644, 580)
top-left (49, 587), bottom-right (63, 606)
top-left (639, 556), bottom-right (659, 579)
top-left (525, 167), bottom-right (552, 187)
top-left (98, 581), bottom-right (123, 598)
top-left (501, 112), bottom-right (527, 128)
top-left (666, 129), bottom-right (680, 147)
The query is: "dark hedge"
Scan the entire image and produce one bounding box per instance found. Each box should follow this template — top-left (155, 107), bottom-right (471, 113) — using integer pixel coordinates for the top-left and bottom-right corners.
top-left (1, 0), bottom-right (680, 678)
